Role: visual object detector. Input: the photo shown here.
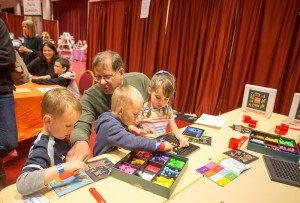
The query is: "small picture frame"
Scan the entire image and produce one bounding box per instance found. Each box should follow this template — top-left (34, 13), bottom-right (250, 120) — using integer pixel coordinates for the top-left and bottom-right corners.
top-left (241, 84), bottom-right (277, 118)
top-left (287, 93), bottom-right (300, 126)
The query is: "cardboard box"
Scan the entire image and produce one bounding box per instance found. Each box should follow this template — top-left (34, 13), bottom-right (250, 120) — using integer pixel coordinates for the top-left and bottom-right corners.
top-left (247, 129), bottom-right (300, 162)
top-left (111, 151), bottom-right (188, 198)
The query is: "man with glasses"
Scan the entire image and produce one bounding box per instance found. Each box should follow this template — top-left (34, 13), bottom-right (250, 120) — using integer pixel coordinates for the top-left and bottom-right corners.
top-left (67, 50), bottom-right (150, 161)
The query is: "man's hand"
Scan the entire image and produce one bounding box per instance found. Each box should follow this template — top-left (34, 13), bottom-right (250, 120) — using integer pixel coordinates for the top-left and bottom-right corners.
top-left (66, 141), bottom-right (90, 162)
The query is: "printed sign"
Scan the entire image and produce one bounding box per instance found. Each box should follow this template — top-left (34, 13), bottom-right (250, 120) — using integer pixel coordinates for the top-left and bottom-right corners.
top-left (242, 84), bottom-right (277, 118)
top-left (287, 93), bottom-right (300, 126)
top-left (23, 0), bottom-right (42, 16)
top-left (246, 90), bottom-right (269, 111)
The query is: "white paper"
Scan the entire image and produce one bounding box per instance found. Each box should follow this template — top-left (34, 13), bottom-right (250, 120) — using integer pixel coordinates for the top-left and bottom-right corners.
top-left (37, 87), bottom-right (57, 94)
top-left (194, 113), bottom-right (227, 128)
top-left (140, 0), bottom-right (151, 18)
top-left (219, 158), bottom-right (251, 176)
top-left (14, 88), bottom-right (32, 93)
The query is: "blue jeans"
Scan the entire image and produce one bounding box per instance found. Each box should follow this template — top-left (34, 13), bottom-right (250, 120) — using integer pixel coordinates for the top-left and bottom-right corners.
top-left (0, 92), bottom-right (18, 158)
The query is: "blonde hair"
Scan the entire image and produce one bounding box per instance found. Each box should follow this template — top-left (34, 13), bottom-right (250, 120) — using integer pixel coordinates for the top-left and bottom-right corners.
top-left (41, 88), bottom-right (82, 118)
top-left (22, 20), bottom-right (36, 38)
top-left (111, 84), bottom-right (143, 111)
top-left (146, 70), bottom-right (175, 117)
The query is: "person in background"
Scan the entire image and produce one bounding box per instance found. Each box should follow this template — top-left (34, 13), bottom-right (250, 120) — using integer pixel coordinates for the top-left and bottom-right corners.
top-left (16, 88), bottom-right (88, 196)
top-left (18, 19), bottom-right (42, 65)
top-left (129, 70), bottom-right (189, 147)
top-left (82, 40), bottom-right (88, 53)
top-left (76, 40), bottom-right (83, 48)
top-left (67, 50), bottom-right (150, 162)
top-left (42, 31), bottom-right (51, 42)
top-left (27, 41), bottom-right (59, 78)
top-left (0, 19), bottom-right (18, 189)
top-left (32, 57), bottom-right (80, 99)
top-left (93, 84), bottom-right (173, 156)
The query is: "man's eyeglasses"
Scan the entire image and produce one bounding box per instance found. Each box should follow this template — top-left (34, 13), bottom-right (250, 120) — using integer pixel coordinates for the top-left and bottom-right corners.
top-left (94, 71), bottom-right (117, 82)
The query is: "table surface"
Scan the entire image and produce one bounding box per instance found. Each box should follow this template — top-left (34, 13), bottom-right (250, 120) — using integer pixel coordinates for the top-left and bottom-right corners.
top-left (1, 108), bottom-right (299, 203)
top-left (168, 109), bottom-right (300, 203)
top-left (14, 83), bottom-right (60, 142)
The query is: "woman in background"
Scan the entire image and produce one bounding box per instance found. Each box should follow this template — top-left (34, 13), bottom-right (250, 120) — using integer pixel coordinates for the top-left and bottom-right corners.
top-left (18, 19), bottom-right (42, 65)
top-left (27, 42), bottom-right (59, 79)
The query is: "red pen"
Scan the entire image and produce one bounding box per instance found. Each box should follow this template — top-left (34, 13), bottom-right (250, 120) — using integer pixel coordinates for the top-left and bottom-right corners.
top-left (89, 187), bottom-right (107, 203)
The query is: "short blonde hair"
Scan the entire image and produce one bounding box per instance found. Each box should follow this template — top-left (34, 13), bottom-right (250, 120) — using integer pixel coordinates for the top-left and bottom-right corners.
top-left (111, 84), bottom-right (143, 111)
top-left (41, 88), bottom-right (82, 118)
top-left (22, 20), bottom-right (36, 38)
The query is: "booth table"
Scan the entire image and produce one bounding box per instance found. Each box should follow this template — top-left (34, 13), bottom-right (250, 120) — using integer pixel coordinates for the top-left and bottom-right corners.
top-left (14, 83), bottom-right (59, 142)
top-left (0, 108), bottom-right (299, 203)
top-left (71, 48), bottom-right (85, 62)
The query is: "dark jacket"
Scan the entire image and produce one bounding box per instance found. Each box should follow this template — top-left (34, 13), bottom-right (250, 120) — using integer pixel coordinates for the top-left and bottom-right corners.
top-left (22, 36), bottom-right (42, 65)
top-left (0, 19), bottom-right (16, 94)
top-left (31, 70), bottom-right (74, 87)
top-left (32, 71), bottom-right (80, 99)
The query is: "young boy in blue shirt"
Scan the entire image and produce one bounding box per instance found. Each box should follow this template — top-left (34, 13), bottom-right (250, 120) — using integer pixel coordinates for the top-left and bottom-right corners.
top-left (93, 84), bottom-right (173, 156)
top-left (16, 88), bottom-right (88, 195)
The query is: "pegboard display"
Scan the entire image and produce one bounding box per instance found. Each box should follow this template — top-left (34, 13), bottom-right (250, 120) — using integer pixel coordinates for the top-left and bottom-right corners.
top-left (263, 155), bottom-right (300, 187)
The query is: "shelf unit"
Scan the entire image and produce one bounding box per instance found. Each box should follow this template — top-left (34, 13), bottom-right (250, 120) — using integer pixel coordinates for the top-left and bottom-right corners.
top-left (57, 32), bottom-right (74, 53)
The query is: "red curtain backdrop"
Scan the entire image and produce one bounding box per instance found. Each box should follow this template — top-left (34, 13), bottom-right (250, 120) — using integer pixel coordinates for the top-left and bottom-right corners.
top-left (6, 13), bottom-right (24, 39)
top-left (42, 19), bottom-right (59, 45)
top-left (87, 0), bottom-right (300, 116)
top-left (52, 0), bottom-right (88, 41)
top-left (88, 1), bottom-right (130, 69)
top-left (124, 0), bottom-right (169, 76)
top-left (217, 0), bottom-right (300, 115)
top-left (87, 0), bottom-right (168, 75)
top-left (162, 0), bottom-right (239, 114)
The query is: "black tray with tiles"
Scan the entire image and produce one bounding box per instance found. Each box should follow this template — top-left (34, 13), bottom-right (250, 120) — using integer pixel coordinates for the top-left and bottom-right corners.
top-left (111, 150), bottom-right (188, 198)
top-left (247, 130), bottom-right (299, 162)
top-left (156, 134), bottom-right (200, 157)
top-left (263, 155), bottom-right (300, 187)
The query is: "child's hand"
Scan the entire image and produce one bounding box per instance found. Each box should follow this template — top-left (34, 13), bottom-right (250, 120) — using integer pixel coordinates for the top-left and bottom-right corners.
top-left (63, 161), bottom-right (88, 172)
top-left (139, 126), bottom-right (154, 136)
top-left (163, 141), bottom-right (174, 151)
top-left (176, 134), bottom-right (189, 147)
